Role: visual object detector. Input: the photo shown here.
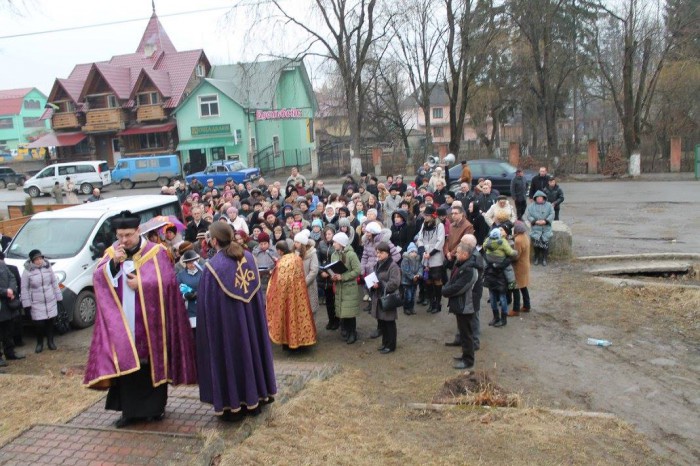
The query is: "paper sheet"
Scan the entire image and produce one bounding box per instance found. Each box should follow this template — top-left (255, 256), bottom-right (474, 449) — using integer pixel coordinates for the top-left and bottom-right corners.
top-left (364, 272), bottom-right (379, 288)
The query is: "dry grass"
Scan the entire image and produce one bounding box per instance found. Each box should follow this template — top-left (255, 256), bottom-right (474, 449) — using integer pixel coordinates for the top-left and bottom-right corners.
top-left (218, 370), bottom-right (658, 466)
top-left (433, 371), bottom-right (521, 408)
top-left (0, 372), bottom-right (102, 444)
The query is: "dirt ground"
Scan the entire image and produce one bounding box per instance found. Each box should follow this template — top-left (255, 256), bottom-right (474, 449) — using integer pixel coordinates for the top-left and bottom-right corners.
top-left (1, 180), bottom-right (699, 465)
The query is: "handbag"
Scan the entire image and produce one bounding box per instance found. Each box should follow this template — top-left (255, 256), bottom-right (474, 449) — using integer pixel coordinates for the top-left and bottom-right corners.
top-left (6, 297), bottom-right (21, 311)
top-left (379, 288), bottom-right (402, 311)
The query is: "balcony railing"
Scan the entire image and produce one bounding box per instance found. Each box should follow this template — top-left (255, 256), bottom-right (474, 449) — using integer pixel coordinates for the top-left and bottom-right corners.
top-left (82, 108), bottom-right (127, 133)
top-left (52, 113), bottom-right (80, 130)
top-left (136, 105), bottom-right (166, 122)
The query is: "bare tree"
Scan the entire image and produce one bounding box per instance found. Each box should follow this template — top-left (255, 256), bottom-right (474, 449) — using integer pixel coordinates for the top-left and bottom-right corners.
top-left (390, 0), bottom-right (445, 161)
top-left (508, 0), bottom-right (594, 159)
top-left (592, 0), bottom-right (684, 158)
top-left (443, 0), bottom-right (501, 156)
top-left (254, 0), bottom-right (391, 175)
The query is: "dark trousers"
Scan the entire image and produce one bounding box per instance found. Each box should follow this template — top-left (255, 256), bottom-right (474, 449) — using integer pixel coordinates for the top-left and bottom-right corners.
top-left (554, 205), bottom-right (560, 221)
top-left (0, 319), bottom-right (15, 357)
top-left (105, 364), bottom-right (168, 419)
top-left (512, 287), bottom-right (531, 311)
top-left (515, 199), bottom-right (527, 220)
top-left (324, 286), bottom-right (338, 325)
top-left (341, 317), bottom-right (356, 334)
top-left (378, 319), bottom-right (397, 351)
top-left (455, 313), bottom-right (476, 366)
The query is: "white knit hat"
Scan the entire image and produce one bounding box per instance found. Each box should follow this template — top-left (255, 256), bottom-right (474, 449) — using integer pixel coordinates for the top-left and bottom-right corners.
top-left (366, 222), bottom-right (381, 235)
top-left (332, 232), bottom-right (349, 247)
top-left (294, 229), bottom-right (311, 245)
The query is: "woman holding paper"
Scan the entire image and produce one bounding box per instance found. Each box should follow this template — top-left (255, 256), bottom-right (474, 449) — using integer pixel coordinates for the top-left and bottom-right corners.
top-left (368, 242), bottom-right (401, 354)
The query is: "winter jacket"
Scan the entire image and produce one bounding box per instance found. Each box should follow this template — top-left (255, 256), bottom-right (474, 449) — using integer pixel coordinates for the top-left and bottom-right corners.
top-left (330, 245), bottom-right (361, 319)
top-left (317, 238), bottom-right (335, 288)
top-left (528, 174), bottom-right (551, 199)
top-left (176, 265), bottom-right (202, 321)
top-left (526, 191), bottom-right (555, 244)
top-left (383, 194), bottom-right (402, 220)
top-left (442, 258), bottom-right (478, 315)
top-left (302, 243), bottom-right (319, 315)
top-left (544, 184), bottom-right (564, 207)
top-left (400, 250), bottom-right (423, 286)
top-left (390, 210), bottom-right (412, 253)
top-left (484, 202), bottom-right (517, 228)
top-left (369, 257), bottom-right (401, 321)
top-left (482, 255), bottom-right (509, 294)
top-left (513, 233), bottom-right (531, 288)
top-left (0, 262), bottom-right (18, 322)
top-left (361, 229), bottom-right (401, 276)
top-left (416, 220), bottom-right (445, 268)
top-left (483, 237), bottom-right (517, 260)
top-left (510, 175), bottom-right (527, 202)
top-left (21, 260), bottom-right (62, 321)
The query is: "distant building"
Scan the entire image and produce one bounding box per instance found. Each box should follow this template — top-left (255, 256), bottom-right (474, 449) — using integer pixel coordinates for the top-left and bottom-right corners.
top-left (0, 88), bottom-right (51, 153)
top-left (174, 59), bottom-right (317, 173)
top-left (30, 8), bottom-right (210, 166)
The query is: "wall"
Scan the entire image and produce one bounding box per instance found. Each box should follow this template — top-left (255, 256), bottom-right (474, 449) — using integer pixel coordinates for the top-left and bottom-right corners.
top-left (0, 89), bottom-right (50, 151)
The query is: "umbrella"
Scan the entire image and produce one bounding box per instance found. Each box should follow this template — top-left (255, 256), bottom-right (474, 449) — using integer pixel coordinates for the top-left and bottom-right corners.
top-left (140, 215), bottom-right (186, 234)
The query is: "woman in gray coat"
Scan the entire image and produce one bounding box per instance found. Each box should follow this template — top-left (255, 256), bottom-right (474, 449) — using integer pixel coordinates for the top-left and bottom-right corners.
top-left (369, 242), bottom-right (401, 354)
top-left (20, 249), bottom-right (63, 353)
top-left (525, 190), bottom-right (555, 266)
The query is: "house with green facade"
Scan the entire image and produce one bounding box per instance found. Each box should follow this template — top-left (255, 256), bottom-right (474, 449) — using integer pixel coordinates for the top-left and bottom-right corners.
top-left (0, 88), bottom-right (51, 153)
top-left (174, 59), bottom-right (317, 174)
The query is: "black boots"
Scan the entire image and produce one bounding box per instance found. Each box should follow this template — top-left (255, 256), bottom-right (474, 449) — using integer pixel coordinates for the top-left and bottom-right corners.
top-left (35, 335), bottom-right (43, 353)
top-left (46, 319), bottom-right (57, 351)
top-left (533, 248), bottom-right (540, 265)
top-left (541, 249), bottom-right (549, 266)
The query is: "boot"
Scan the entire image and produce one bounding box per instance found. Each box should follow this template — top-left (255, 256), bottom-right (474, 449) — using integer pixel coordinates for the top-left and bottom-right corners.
top-left (495, 314), bottom-right (507, 327)
top-left (35, 334), bottom-right (44, 353)
top-left (541, 249), bottom-right (548, 266)
top-left (346, 331), bottom-right (357, 344)
top-left (533, 248), bottom-right (540, 265)
top-left (46, 319), bottom-right (57, 351)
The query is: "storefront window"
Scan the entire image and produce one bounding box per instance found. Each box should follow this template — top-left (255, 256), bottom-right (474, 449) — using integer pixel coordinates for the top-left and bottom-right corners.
top-left (212, 146), bottom-right (225, 160)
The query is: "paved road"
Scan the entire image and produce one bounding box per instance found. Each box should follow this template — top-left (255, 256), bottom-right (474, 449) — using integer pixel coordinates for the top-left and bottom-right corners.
top-left (3, 179), bottom-right (698, 257)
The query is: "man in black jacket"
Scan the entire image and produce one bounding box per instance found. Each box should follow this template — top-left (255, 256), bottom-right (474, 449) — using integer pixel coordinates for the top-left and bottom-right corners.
top-left (528, 166), bottom-right (551, 199)
top-left (510, 168), bottom-right (528, 220)
top-left (442, 243), bottom-right (478, 370)
top-left (184, 207), bottom-right (211, 243)
top-left (544, 177), bottom-right (565, 221)
top-left (0, 252), bottom-right (23, 367)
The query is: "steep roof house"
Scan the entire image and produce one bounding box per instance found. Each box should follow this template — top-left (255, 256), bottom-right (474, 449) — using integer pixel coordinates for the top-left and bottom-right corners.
top-left (0, 88), bottom-right (51, 153)
top-left (30, 9), bottom-right (210, 166)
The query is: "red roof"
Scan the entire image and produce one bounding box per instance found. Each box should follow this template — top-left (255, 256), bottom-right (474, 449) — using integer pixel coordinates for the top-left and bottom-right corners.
top-left (46, 12), bottom-right (207, 113)
top-left (0, 88), bottom-right (34, 116)
top-left (117, 122), bottom-right (176, 136)
top-left (27, 132), bottom-right (86, 148)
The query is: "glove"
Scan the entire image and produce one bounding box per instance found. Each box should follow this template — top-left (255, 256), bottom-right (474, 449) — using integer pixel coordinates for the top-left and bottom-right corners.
top-left (184, 292), bottom-right (197, 301)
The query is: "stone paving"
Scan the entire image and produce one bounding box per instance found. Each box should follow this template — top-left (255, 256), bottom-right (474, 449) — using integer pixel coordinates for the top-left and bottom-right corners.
top-left (0, 361), bottom-right (339, 465)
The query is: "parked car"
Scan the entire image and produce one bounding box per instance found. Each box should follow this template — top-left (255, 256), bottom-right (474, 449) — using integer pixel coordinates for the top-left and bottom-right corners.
top-left (448, 159), bottom-right (535, 196)
top-left (0, 166), bottom-right (27, 188)
top-left (5, 195), bottom-right (183, 330)
top-left (185, 160), bottom-right (260, 187)
top-left (111, 154), bottom-right (182, 189)
top-left (23, 160), bottom-right (111, 198)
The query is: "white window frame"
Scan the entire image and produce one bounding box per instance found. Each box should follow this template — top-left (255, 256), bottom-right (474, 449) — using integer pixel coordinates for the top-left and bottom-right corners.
top-left (198, 94), bottom-right (219, 118)
top-left (108, 95), bottom-right (118, 108)
top-left (196, 64), bottom-right (206, 77)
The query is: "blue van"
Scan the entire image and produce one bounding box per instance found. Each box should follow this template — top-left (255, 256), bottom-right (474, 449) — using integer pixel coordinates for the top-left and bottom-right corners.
top-left (111, 154), bottom-right (182, 189)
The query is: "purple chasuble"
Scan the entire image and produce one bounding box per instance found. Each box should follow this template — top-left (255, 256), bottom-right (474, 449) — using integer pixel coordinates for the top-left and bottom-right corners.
top-left (197, 249), bottom-right (277, 413)
top-left (84, 241), bottom-right (197, 389)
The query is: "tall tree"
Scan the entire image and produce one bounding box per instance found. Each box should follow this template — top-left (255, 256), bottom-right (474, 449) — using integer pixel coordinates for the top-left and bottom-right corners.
top-left (508, 0), bottom-right (595, 159)
top-left (256, 0), bottom-right (389, 175)
top-left (592, 0), bottom-right (682, 158)
top-left (443, 0), bottom-right (501, 156)
top-left (390, 0), bottom-right (445, 160)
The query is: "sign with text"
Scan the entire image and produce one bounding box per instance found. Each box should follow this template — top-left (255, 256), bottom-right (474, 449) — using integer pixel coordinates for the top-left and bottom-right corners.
top-left (256, 108), bottom-right (303, 121)
top-left (191, 124), bottom-right (231, 136)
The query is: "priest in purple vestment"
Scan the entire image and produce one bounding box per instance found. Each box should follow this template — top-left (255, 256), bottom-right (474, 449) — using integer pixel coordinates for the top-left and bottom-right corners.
top-left (197, 222), bottom-right (277, 421)
top-left (83, 210), bottom-right (196, 428)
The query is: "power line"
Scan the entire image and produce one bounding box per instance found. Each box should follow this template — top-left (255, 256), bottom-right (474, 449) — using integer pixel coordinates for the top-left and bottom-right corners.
top-left (0, 1), bottom-right (272, 40)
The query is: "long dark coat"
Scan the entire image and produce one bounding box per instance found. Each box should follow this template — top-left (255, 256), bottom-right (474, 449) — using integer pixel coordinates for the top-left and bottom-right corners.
top-left (369, 257), bottom-right (401, 321)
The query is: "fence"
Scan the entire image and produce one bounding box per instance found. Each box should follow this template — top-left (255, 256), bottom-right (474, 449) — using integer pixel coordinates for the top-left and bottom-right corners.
top-left (255, 146), bottom-right (312, 177)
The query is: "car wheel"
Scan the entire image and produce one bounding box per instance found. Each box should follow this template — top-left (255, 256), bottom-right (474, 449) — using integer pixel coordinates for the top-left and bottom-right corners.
top-left (0, 180), bottom-right (6, 189)
top-left (157, 177), bottom-right (170, 187)
top-left (54, 302), bottom-right (71, 335)
top-left (72, 290), bottom-right (97, 328)
top-left (120, 179), bottom-right (135, 189)
top-left (27, 185), bottom-right (40, 198)
top-left (80, 182), bottom-right (93, 195)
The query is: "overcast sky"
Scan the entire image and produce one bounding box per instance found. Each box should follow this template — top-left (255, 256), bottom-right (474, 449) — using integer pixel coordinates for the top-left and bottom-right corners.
top-left (0, 0), bottom-right (308, 95)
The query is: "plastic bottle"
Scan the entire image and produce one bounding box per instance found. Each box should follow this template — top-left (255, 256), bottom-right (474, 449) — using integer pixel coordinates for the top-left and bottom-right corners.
top-left (587, 338), bottom-right (612, 347)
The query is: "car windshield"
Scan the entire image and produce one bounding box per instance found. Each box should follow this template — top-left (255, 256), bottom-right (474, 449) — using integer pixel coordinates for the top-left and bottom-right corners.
top-left (7, 218), bottom-right (98, 260)
top-left (498, 162), bottom-right (517, 174)
top-left (229, 161), bottom-right (247, 171)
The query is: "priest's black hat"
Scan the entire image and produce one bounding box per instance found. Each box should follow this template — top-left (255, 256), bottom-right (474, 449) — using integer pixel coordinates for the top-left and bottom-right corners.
top-left (111, 210), bottom-right (141, 230)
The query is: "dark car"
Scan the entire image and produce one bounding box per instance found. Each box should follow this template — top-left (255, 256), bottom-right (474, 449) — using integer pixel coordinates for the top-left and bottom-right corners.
top-left (0, 166), bottom-right (27, 188)
top-left (448, 159), bottom-right (535, 196)
top-left (185, 160), bottom-right (260, 187)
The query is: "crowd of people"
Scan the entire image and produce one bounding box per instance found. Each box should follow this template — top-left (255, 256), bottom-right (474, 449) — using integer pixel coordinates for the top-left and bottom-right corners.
top-left (1, 161), bottom-right (564, 427)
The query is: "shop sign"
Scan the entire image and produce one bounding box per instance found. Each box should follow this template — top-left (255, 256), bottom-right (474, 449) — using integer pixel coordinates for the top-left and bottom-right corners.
top-left (191, 124), bottom-right (231, 136)
top-left (256, 108), bottom-right (303, 120)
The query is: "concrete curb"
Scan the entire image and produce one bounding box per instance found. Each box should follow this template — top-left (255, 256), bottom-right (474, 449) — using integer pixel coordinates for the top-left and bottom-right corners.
top-left (576, 253), bottom-right (700, 262)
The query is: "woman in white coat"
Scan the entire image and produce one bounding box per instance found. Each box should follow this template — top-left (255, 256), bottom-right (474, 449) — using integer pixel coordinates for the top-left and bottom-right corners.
top-left (415, 206), bottom-right (446, 313)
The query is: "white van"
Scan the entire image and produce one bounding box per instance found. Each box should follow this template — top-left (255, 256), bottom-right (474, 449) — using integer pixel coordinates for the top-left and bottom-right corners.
top-left (5, 195), bottom-right (182, 329)
top-left (23, 160), bottom-right (112, 198)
